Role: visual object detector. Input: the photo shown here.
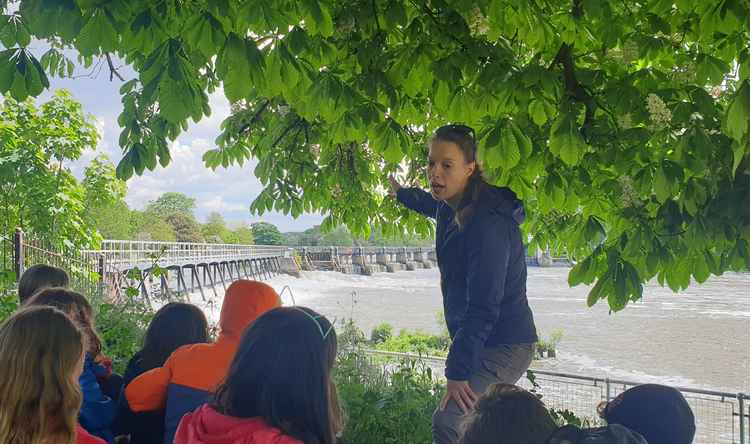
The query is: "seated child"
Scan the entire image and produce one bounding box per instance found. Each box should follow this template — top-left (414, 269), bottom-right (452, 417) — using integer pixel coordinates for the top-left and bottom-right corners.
top-left (126, 280), bottom-right (281, 444)
top-left (0, 306), bottom-right (106, 444)
top-left (174, 306), bottom-right (344, 444)
top-left (26, 287), bottom-right (118, 443)
top-left (459, 383), bottom-right (558, 444)
top-left (114, 302), bottom-right (209, 444)
top-left (18, 263), bottom-right (69, 304)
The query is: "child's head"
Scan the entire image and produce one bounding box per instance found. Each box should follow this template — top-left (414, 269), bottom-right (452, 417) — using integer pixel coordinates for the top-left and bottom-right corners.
top-left (18, 264), bottom-right (69, 304)
top-left (25, 287), bottom-right (102, 356)
top-left (213, 306), bottom-right (342, 444)
top-left (460, 384), bottom-right (558, 444)
top-left (140, 302), bottom-right (210, 370)
top-left (0, 306), bottom-right (85, 444)
top-left (599, 384), bottom-right (696, 444)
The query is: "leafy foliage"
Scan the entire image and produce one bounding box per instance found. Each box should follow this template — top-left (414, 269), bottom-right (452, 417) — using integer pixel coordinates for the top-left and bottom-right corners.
top-left (129, 210), bottom-right (177, 242)
top-left (145, 192), bottom-right (197, 219)
top-left (0, 90), bottom-right (105, 249)
top-left (251, 221), bottom-right (284, 245)
top-left (7, 0), bottom-right (750, 309)
top-left (83, 155), bottom-right (132, 239)
top-left (335, 349), bottom-right (443, 444)
top-left (165, 212), bottom-right (204, 243)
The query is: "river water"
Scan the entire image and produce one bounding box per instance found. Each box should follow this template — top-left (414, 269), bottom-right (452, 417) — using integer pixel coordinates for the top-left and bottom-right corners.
top-left (191, 267), bottom-right (749, 393)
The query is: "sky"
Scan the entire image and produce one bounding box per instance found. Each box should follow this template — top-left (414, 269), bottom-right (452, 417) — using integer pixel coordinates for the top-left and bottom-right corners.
top-left (40, 58), bottom-right (324, 232)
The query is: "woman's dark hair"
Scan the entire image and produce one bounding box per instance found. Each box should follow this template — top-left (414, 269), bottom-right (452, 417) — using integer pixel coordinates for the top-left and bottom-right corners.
top-left (18, 264), bottom-right (70, 304)
top-left (432, 124), bottom-right (487, 228)
top-left (25, 287), bottom-right (102, 356)
top-left (139, 302), bottom-right (210, 370)
top-left (213, 306), bottom-right (343, 444)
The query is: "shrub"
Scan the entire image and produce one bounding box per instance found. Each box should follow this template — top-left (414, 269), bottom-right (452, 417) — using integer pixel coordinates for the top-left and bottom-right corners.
top-left (91, 294), bottom-right (153, 373)
top-left (370, 322), bottom-right (394, 344)
top-left (376, 329), bottom-right (450, 357)
top-left (339, 318), bottom-right (368, 347)
top-left (335, 349), bottom-right (443, 444)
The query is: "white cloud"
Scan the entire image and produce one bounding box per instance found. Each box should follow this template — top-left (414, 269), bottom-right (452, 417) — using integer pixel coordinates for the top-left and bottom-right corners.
top-left (46, 70), bottom-right (323, 232)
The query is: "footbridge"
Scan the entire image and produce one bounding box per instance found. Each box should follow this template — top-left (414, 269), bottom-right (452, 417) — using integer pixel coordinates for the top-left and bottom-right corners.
top-left (6, 229), bottom-right (567, 304)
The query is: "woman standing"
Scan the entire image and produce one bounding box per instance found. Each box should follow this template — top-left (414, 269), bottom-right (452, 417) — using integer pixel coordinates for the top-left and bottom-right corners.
top-left (390, 124), bottom-right (538, 444)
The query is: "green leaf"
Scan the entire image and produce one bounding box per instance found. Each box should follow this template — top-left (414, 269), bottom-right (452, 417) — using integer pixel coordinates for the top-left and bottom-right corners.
top-left (732, 142), bottom-right (746, 177)
top-left (499, 125), bottom-right (521, 170)
top-left (480, 125), bottom-right (503, 169)
top-left (549, 113), bottom-right (587, 166)
top-left (654, 165), bottom-right (671, 203)
top-left (528, 99), bottom-right (549, 126)
top-left (0, 15), bottom-right (31, 47)
top-left (695, 54), bottom-right (729, 85)
top-left (383, 1), bottom-right (407, 30)
top-left (568, 255), bottom-right (595, 286)
top-left (302, 0), bottom-right (334, 37)
top-left (185, 13), bottom-right (226, 59)
top-left (76, 8), bottom-right (118, 55)
top-left (509, 122), bottom-right (532, 160)
top-left (725, 80), bottom-right (750, 143)
top-left (692, 253), bottom-right (710, 283)
top-left (739, 50), bottom-right (750, 82)
top-left (0, 50), bottom-right (15, 91)
top-left (586, 272), bottom-right (609, 307)
top-left (217, 33), bottom-right (265, 103)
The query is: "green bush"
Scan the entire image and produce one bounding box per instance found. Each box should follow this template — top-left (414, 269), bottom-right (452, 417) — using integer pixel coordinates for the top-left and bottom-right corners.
top-left (376, 329), bottom-right (450, 357)
top-left (339, 318), bottom-right (368, 347)
top-left (93, 297), bottom-right (153, 373)
top-left (335, 349), bottom-right (443, 444)
top-left (370, 322), bottom-right (394, 344)
top-left (0, 292), bottom-right (18, 321)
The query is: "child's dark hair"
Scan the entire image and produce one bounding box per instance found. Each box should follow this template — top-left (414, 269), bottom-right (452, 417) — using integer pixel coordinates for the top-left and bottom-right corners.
top-left (432, 124), bottom-right (486, 228)
top-left (140, 302), bottom-right (210, 370)
top-left (25, 287), bottom-right (102, 356)
top-left (18, 264), bottom-right (70, 303)
top-left (599, 384), bottom-right (695, 444)
top-left (459, 383), bottom-right (557, 444)
top-left (213, 306), bottom-right (343, 444)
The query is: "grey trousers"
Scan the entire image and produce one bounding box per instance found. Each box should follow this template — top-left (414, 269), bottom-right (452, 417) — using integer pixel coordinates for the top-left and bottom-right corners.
top-left (432, 343), bottom-right (535, 444)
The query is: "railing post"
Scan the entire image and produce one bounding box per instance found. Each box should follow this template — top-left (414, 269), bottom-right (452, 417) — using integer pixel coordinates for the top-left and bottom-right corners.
top-left (605, 378), bottom-right (611, 402)
top-left (97, 255), bottom-right (105, 282)
top-left (13, 228), bottom-right (23, 281)
top-left (740, 393), bottom-right (746, 444)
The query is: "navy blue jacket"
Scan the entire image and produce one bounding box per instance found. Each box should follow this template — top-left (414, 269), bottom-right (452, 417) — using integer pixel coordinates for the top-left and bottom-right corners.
top-left (113, 352), bottom-right (166, 444)
top-left (397, 184), bottom-right (538, 380)
top-left (79, 354), bottom-right (116, 444)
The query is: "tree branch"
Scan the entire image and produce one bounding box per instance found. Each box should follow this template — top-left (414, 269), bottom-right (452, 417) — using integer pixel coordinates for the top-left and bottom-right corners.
top-left (409, 0), bottom-right (467, 49)
top-left (271, 118), bottom-right (303, 150)
top-left (237, 100), bottom-right (271, 136)
top-left (106, 53), bottom-right (125, 82)
top-left (372, 0), bottom-right (382, 32)
top-left (549, 43), bottom-right (597, 139)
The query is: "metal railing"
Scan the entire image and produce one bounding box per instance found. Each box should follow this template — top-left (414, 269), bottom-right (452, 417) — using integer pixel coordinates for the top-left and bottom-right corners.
top-left (81, 240), bottom-right (291, 270)
top-left (358, 349), bottom-right (748, 444)
top-left (296, 246), bottom-right (434, 255)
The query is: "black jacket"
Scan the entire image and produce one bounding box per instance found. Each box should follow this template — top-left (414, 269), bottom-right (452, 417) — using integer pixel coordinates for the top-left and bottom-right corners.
top-left (548, 425), bottom-right (649, 444)
top-left (113, 352), bottom-right (165, 444)
top-left (397, 184), bottom-right (537, 380)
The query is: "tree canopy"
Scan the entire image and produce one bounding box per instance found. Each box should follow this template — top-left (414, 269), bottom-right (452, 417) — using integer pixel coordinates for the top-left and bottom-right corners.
top-left (4, 1), bottom-right (750, 309)
top-left (251, 221), bottom-right (284, 245)
top-left (0, 90), bottom-right (109, 249)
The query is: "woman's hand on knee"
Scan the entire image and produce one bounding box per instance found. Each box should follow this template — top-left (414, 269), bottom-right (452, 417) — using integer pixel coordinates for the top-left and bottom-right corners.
top-left (440, 379), bottom-right (478, 414)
